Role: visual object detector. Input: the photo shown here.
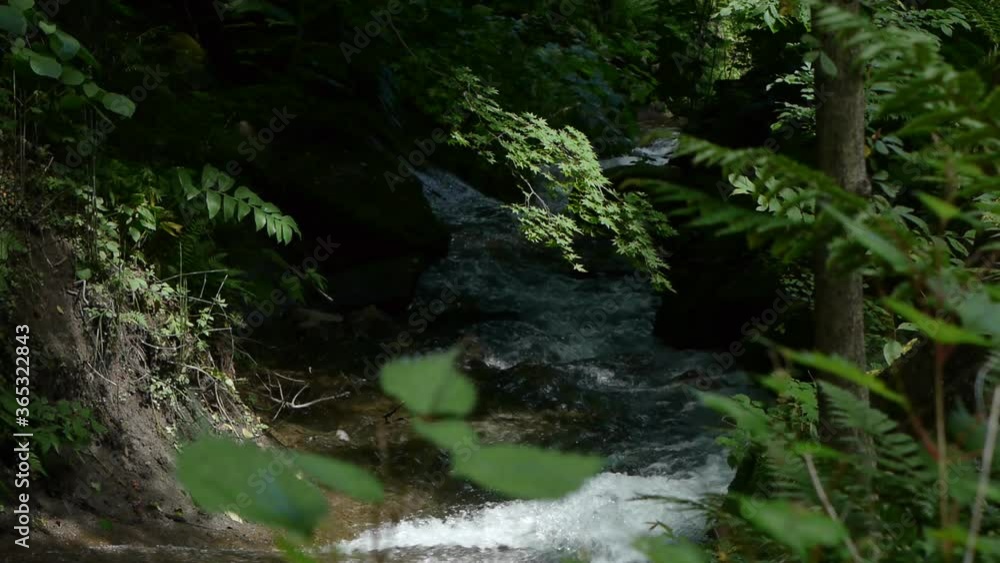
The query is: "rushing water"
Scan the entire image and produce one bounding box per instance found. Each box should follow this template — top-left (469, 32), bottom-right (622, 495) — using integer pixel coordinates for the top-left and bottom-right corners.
top-left (31, 137), bottom-right (749, 563)
top-left (338, 165), bottom-right (750, 563)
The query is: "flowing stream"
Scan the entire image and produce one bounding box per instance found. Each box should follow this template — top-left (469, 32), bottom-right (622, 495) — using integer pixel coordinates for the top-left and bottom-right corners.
top-left (26, 140), bottom-right (750, 563)
top-left (337, 160), bottom-right (750, 562)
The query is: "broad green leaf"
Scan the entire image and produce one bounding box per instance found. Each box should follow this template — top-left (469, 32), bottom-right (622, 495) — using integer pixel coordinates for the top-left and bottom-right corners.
top-left (885, 299), bottom-right (991, 346)
top-left (222, 194), bottom-right (237, 221)
top-left (286, 216), bottom-right (302, 236)
top-left (292, 452), bottom-right (383, 503)
top-left (266, 217), bottom-right (278, 238)
top-left (10, 0), bottom-right (34, 11)
top-left (60, 66), bottom-right (85, 86)
top-left (29, 53), bottom-right (62, 79)
top-left (237, 201), bottom-right (252, 220)
top-left (917, 192), bottom-right (960, 222)
top-left (380, 349), bottom-right (476, 417)
top-left (254, 208), bottom-right (267, 231)
top-left (825, 206), bottom-right (911, 272)
top-left (782, 348), bottom-right (909, 407)
top-left (412, 419), bottom-right (478, 451)
top-left (700, 393), bottom-right (771, 437)
top-left (636, 537), bottom-right (708, 563)
top-left (177, 168), bottom-right (198, 200)
top-left (49, 30), bottom-right (80, 61)
top-left (0, 6), bottom-right (27, 35)
top-left (176, 437), bottom-right (328, 537)
top-left (37, 20), bottom-right (56, 34)
top-left (453, 444), bottom-right (603, 499)
top-left (76, 44), bottom-right (99, 68)
top-left (201, 164), bottom-right (221, 190)
top-left (281, 222), bottom-right (292, 244)
top-left (953, 289), bottom-right (1000, 341)
top-left (216, 172), bottom-right (235, 192)
top-left (883, 340), bottom-right (904, 365)
top-left (790, 441), bottom-right (843, 459)
top-left (101, 93), bottom-right (135, 117)
top-left (233, 186), bottom-right (254, 200)
top-left (205, 191), bottom-right (222, 219)
top-left (82, 82), bottom-right (101, 98)
top-left (818, 52), bottom-right (838, 76)
top-left (741, 499), bottom-right (846, 558)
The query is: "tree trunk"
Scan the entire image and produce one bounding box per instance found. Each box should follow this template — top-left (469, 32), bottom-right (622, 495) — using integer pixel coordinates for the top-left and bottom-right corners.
top-left (813, 1), bottom-right (871, 407)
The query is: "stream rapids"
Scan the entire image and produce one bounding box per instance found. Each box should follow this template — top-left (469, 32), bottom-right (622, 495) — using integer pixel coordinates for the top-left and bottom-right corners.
top-left (28, 141), bottom-right (751, 563)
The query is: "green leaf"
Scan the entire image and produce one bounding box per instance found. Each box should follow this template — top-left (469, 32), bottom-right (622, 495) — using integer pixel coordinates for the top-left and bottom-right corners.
top-left (205, 191), bottom-right (222, 220)
top-left (885, 299), bottom-right (991, 346)
top-left (76, 45), bottom-right (99, 68)
top-left (222, 195), bottom-right (237, 221)
top-left (953, 290), bottom-right (1000, 341)
top-left (29, 53), bottom-right (62, 79)
top-left (916, 192), bottom-right (960, 222)
top-left (82, 82), bottom-right (101, 98)
top-left (818, 52), bottom-right (838, 76)
top-left (292, 453), bottom-right (383, 503)
top-left (176, 437), bottom-right (328, 537)
top-left (9, 0), bottom-right (34, 11)
top-left (741, 499), bottom-right (846, 558)
top-left (37, 20), bottom-right (56, 34)
top-left (233, 186), bottom-right (254, 201)
top-left (700, 393), bottom-right (770, 438)
top-left (636, 537), bottom-right (709, 563)
top-left (790, 441), bottom-right (843, 459)
top-left (782, 348), bottom-right (909, 407)
top-left (412, 419), bottom-right (478, 452)
top-left (0, 6), bottom-right (27, 35)
top-left (825, 206), bottom-right (911, 272)
top-left (101, 93), bottom-right (135, 117)
top-left (237, 201), bottom-right (252, 220)
top-left (281, 222), bottom-right (292, 244)
top-left (380, 349), bottom-right (476, 417)
top-left (216, 172), bottom-right (235, 192)
top-left (286, 216), bottom-right (302, 237)
top-left (49, 30), bottom-right (80, 61)
top-left (883, 340), bottom-right (904, 365)
top-left (453, 445), bottom-right (603, 499)
top-left (253, 208), bottom-right (266, 231)
top-left (177, 168), bottom-right (198, 200)
top-left (201, 164), bottom-right (221, 190)
top-left (60, 66), bottom-right (85, 86)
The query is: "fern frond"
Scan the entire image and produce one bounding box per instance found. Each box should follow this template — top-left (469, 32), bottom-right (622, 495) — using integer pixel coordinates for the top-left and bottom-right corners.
top-left (952, 0), bottom-right (1000, 45)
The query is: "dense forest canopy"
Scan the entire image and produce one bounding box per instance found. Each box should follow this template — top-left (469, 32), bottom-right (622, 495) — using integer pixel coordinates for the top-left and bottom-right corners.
top-left (0, 0), bottom-right (998, 561)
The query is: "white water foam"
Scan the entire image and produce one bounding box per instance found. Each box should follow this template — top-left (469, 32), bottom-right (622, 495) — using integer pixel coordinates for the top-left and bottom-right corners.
top-left (341, 455), bottom-right (733, 563)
